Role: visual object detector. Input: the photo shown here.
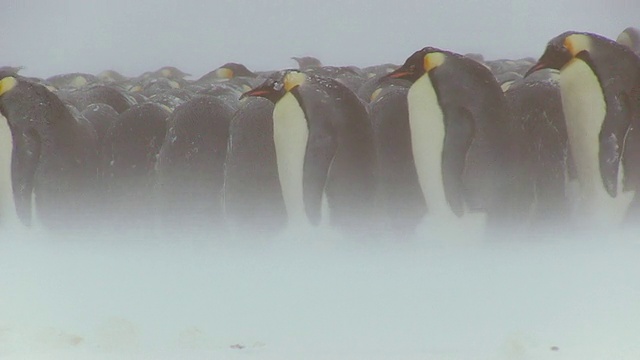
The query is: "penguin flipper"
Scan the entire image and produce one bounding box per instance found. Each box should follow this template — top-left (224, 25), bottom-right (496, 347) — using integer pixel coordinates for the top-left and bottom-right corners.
top-left (599, 92), bottom-right (632, 198)
top-left (442, 106), bottom-right (475, 217)
top-left (11, 129), bottom-right (41, 227)
top-left (303, 128), bottom-right (337, 226)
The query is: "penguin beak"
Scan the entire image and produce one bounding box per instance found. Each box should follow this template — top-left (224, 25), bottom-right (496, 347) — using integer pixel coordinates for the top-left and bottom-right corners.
top-left (239, 84), bottom-right (273, 100)
top-left (525, 45), bottom-right (572, 78)
top-left (383, 67), bottom-right (414, 81)
top-left (524, 61), bottom-right (549, 78)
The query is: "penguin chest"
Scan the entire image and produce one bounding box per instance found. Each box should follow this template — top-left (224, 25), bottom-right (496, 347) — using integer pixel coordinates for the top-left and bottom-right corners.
top-left (273, 92), bottom-right (310, 225)
top-left (560, 58), bottom-right (634, 225)
top-left (0, 113), bottom-right (18, 227)
top-left (407, 74), bottom-right (455, 219)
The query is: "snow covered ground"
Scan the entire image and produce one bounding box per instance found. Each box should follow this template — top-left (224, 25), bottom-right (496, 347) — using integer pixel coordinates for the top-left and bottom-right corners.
top-left (1, 226), bottom-right (639, 360)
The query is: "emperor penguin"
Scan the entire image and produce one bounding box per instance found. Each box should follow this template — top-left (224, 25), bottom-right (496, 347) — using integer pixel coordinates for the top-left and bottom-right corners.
top-left (0, 74), bottom-right (99, 231)
top-left (240, 70), bottom-right (376, 235)
top-left (384, 48), bottom-right (517, 234)
top-left (223, 97), bottom-right (286, 237)
top-left (525, 31), bottom-right (640, 228)
top-left (195, 63), bottom-right (257, 85)
top-left (156, 95), bottom-right (235, 231)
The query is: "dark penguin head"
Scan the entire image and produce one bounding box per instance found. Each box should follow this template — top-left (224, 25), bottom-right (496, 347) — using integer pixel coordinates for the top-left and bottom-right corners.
top-left (524, 32), bottom-right (579, 77)
top-left (383, 47), bottom-right (439, 83)
top-left (239, 71), bottom-right (291, 103)
top-left (292, 56), bottom-right (323, 70)
top-left (213, 63), bottom-right (257, 80)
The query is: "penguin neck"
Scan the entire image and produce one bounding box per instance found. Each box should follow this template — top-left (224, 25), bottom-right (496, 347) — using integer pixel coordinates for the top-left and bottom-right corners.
top-left (560, 58), bottom-right (634, 226)
top-left (0, 114), bottom-right (19, 229)
top-left (407, 73), bottom-right (458, 221)
top-left (272, 91), bottom-right (311, 228)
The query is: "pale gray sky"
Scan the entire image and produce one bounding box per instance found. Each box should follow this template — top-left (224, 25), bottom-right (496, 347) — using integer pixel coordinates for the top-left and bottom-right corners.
top-left (2, 0), bottom-right (637, 78)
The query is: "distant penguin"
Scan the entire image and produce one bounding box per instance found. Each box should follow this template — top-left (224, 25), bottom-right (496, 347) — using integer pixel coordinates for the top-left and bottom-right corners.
top-left (526, 31), bottom-right (640, 228)
top-left (241, 70), bottom-right (376, 234)
top-left (46, 73), bottom-right (99, 89)
top-left (617, 27), bottom-right (640, 56)
top-left (292, 56), bottom-right (323, 70)
top-left (195, 63), bottom-right (257, 85)
top-left (0, 74), bottom-right (99, 230)
top-left (58, 84), bottom-right (137, 113)
top-left (156, 95), bottom-right (235, 231)
top-left (223, 97), bottom-right (285, 236)
top-left (385, 48), bottom-right (517, 233)
top-left (505, 70), bottom-right (573, 233)
top-left (368, 84), bottom-right (426, 235)
top-left (102, 103), bottom-right (169, 227)
top-left (97, 69), bottom-right (128, 83)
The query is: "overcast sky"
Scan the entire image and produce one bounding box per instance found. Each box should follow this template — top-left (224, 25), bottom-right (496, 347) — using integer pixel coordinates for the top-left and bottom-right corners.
top-left (2, 0), bottom-right (638, 79)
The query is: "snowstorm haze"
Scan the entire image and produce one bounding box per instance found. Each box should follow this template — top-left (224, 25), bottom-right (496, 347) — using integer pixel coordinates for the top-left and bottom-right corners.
top-left (2, 1), bottom-right (640, 359)
top-left (3, 0), bottom-right (637, 78)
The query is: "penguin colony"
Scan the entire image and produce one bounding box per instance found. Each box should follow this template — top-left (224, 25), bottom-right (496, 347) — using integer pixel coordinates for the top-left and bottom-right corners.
top-left (1, 27), bottom-right (639, 239)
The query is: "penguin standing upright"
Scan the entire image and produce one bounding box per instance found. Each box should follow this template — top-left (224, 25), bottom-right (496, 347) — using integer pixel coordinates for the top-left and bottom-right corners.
top-left (223, 97), bottom-right (286, 237)
top-left (241, 70), bottom-right (376, 235)
top-left (0, 74), bottom-right (99, 231)
top-left (385, 48), bottom-right (518, 233)
top-left (368, 83), bottom-right (426, 235)
top-left (526, 31), bottom-right (640, 227)
top-left (505, 70), bottom-right (572, 233)
top-left (155, 95), bottom-right (235, 231)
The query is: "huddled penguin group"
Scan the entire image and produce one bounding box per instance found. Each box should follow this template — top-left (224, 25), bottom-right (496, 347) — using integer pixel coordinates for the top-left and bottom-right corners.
top-left (1, 26), bottom-right (639, 239)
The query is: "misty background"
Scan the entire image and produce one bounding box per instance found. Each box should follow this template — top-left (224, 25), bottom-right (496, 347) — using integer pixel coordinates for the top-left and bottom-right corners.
top-left (2, 1), bottom-right (640, 359)
top-left (3, 0), bottom-right (637, 78)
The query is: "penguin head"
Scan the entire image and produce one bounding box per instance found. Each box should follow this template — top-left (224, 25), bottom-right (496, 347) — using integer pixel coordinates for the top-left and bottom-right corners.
top-left (292, 56), bottom-right (323, 70)
top-left (384, 47), bottom-right (447, 83)
top-left (214, 63), bottom-right (256, 80)
top-left (240, 70), bottom-right (305, 103)
top-left (0, 76), bottom-right (18, 98)
top-left (525, 32), bottom-right (592, 77)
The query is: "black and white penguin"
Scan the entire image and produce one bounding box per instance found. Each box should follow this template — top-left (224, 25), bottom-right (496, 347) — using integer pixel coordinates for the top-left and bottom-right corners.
top-left (155, 95), bottom-right (235, 231)
top-left (0, 74), bottom-right (99, 230)
top-left (385, 48), bottom-right (518, 233)
top-left (223, 97), bottom-right (286, 237)
top-left (241, 70), bottom-right (376, 234)
top-left (525, 31), bottom-right (640, 227)
top-left (368, 83), bottom-right (426, 235)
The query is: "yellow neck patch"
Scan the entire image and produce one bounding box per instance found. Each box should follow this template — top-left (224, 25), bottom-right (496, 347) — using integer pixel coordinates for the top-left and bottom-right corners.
top-left (284, 71), bottom-right (306, 92)
top-left (0, 77), bottom-right (17, 96)
top-left (564, 34), bottom-right (591, 57)
top-left (424, 52), bottom-right (446, 72)
top-left (215, 67), bottom-right (234, 79)
top-left (161, 69), bottom-right (172, 77)
top-left (370, 88), bottom-right (383, 102)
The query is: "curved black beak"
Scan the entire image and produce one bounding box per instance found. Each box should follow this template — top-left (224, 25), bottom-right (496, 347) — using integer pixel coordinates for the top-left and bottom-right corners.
top-left (239, 83), bottom-right (273, 100)
top-left (524, 61), bottom-right (550, 78)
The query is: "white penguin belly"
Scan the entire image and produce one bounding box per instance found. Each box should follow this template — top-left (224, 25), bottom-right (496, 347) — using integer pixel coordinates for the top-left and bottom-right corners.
top-left (0, 113), bottom-right (18, 228)
top-left (560, 58), bottom-right (634, 226)
top-left (407, 74), bottom-right (457, 220)
top-left (273, 92), bottom-right (310, 227)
